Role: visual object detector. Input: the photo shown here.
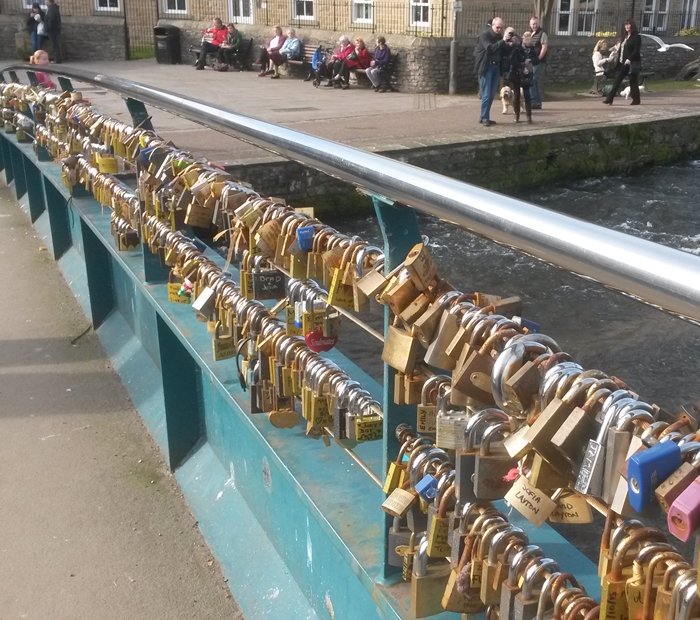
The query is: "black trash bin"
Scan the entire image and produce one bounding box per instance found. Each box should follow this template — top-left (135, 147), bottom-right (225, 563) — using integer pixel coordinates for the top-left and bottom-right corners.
top-left (154, 25), bottom-right (181, 64)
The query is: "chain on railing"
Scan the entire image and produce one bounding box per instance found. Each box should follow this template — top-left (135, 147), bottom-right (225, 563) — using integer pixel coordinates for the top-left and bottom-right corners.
top-left (3, 77), bottom-right (700, 618)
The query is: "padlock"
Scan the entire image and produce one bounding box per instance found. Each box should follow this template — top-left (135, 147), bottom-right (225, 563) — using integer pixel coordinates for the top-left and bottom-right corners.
top-left (498, 544), bottom-right (544, 620)
top-left (474, 421), bottom-right (517, 499)
top-left (478, 524), bottom-right (526, 605)
top-left (352, 245), bottom-right (383, 312)
top-left (503, 476), bottom-right (559, 527)
top-left (426, 482), bottom-right (455, 558)
top-left (424, 304), bottom-right (463, 371)
top-left (468, 518), bottom-right (510, 601)
top-left (528, 452), bottom-right (571, 491)
top-left (547, 488), bottom-right (593, 525)
top-left (575, 390), bottom-right (637, 496)
top-left (412, 290), bottom-right (460, 348)
top-left (525, 377), bottom-right (597, 473)
top-left (640, 550), bottom-right (684, 618)
top-left (513, 557), bottom-right (560, 620)
top-left (604, 406), bottom-right (656, 504)
top-left (440, 515), bottom-right (495, 614)
top-left (381, 322), bottom-right (423, 375)
top-left (388, 515), bottom-right (413, 568)
top-left (416, 375), bottom-right (448, 434)
top-left (653, 561), bottom-right (691, 618)
top-left (667, 568), bottom-right (697, 619)
top-left (600, 527), bottom-right (666, 620)
top-left (533, 570), bottom-right (565, 620)
top-left (435, 387), bottom-right (471, 451)
top-left (675, 573), bottom-right (699, 620)
top-left (627, 439), bottom-right (683, 513)
top-left (656, 444), bottom-right (700, 512)
top-left (455, 408), bottom-right (508, 504)
top-left (395, 531), bottom-right (417, 582)
top-left (410, 536), bottom-right (451, 618)
top-left (625, 543), bottom-right (674, 620)
top-left (667, 475), bottom-right (700, 542)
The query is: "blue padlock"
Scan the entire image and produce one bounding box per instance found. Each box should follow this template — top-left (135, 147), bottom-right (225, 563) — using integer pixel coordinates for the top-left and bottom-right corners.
top-left (414, 474), bottom-right (438, 501)
top-left (627, 441), bottom-right (681, 512)
top-left (296, 226), bottom-right (315, 252)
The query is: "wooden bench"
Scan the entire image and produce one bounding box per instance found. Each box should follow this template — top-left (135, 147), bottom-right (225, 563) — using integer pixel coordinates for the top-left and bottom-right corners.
top-left (601, 70), bottom-right (654, 97)
top-left (188, 37), bottom-right (254, 71)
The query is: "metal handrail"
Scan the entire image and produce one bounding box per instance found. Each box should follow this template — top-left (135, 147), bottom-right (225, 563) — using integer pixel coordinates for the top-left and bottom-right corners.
top-left (4, 62), bottom-right (700, 324)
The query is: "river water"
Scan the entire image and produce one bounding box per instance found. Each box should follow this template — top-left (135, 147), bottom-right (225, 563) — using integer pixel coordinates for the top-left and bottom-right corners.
top-left (327, 158), bottom-right (700, 414)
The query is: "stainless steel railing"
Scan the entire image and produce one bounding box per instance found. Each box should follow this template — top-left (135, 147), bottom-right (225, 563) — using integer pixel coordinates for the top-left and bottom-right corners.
top-left (3, 62), bottom-right (699, 324)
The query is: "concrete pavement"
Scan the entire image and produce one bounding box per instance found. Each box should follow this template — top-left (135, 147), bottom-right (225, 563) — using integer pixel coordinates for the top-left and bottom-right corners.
top-left (0, 184), bottom-right (243, 618)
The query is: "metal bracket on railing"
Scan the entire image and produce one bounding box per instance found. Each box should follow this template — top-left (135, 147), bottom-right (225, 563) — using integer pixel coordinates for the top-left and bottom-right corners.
top-left (57, 76), bottom-right (73, 92)
top-left (371, 193), bottom-right (423, 579)
top-left (124, 97), bottom-right (154, 132)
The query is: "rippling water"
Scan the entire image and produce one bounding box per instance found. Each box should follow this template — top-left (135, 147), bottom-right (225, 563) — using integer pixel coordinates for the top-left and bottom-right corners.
top-left (327, 159), bottom-right (700, 413)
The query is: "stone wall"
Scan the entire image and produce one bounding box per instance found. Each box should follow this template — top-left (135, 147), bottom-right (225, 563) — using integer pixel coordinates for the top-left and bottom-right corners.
top-left (0, 15), bottom-right (125, 61)
top-left (161, 21), bottom-right (700, 92)
top-left (226, 115), bottom-right (700, 213)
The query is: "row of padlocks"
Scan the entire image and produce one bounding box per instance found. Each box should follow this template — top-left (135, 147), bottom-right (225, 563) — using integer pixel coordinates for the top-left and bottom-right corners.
top-left (2, 78), bottom-right (700, 618)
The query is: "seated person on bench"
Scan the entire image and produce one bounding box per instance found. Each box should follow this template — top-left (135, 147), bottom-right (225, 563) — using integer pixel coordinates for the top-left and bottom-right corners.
top-left (367, 36), bottom-right (391, 91)
top-left (218, 23), bottom-right (244, 68)
top-left (268, 28), bottom-right (303, 78)
top-left (257, 25), bottom-right (287, 76)
top-left (195, 17), bottom-right (227, 70)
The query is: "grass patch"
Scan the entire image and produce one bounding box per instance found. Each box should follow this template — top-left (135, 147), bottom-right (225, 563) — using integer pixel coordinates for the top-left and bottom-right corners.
top-left (130, 45), bottom-right (155, 60)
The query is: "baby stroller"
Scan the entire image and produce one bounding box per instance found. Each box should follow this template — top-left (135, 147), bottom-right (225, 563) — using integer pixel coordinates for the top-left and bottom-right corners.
top-left (310, 46), bottom-right (331, 87)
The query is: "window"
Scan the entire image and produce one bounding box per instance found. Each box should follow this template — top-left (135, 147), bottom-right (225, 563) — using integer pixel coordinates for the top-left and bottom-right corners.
top-left (556, 0), bottom-right (572, 34)
top-left (556, 0), bottom-right (598, 35)
top-left (96, 0), bottom-right (120, 11)
top-left (410, 0), bottom-right (430, 26)
top-left (642, 0), bottom-right (668, 31)
top-left (353, 0), bottom-right (373, 23)
top-left (229, 0), bottom-right (253, 24)
top-left (293, 0), bottom-right (314, 20)
top-left (679, 0), bottom-right (698, 29)
top-left (164, 0), bottom-right (187, 14)
top-left (575, 0), bottom-right (597, 34)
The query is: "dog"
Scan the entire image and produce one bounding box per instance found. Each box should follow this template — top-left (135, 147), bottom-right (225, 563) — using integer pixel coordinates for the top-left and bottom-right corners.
top-left (620, 84), bottom-right (647, 99)
top-left (500, 85), bottom-right (525, 114)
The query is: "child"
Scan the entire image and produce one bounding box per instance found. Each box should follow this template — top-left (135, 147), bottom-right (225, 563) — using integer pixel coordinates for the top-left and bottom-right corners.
top-left (30, 50), bottom-right (56, 89)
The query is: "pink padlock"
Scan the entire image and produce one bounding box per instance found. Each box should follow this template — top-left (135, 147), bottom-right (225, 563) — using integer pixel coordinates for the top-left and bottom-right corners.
top-left (667, 474), bottom-right (700, 541)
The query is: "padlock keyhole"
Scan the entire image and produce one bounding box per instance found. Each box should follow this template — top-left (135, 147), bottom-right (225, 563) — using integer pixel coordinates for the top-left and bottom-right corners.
top-left (670, 514), bottom-right (687, 531)
top-left (629, 477), bottom-right (640, 494)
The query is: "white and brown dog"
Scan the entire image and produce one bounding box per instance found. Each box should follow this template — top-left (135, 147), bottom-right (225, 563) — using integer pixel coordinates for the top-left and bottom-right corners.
top-left (500, 85), bottom-right (525, 114)
top-left (620, 84), bottom-right (647, 99)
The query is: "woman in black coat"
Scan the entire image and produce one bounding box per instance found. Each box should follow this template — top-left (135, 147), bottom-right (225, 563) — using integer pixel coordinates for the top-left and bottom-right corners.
top-left (603, 19), bottom-right (642, 106)
top-left (25, 3), bottom-right (46, 53)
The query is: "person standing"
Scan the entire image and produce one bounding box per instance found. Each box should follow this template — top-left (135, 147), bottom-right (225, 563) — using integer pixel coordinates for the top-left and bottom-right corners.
top-left (474, 17), bottom-right (506, 127)
top-left (44, 0), bottom-right (62, 63)
top-left (527, 15), bottom-right (548, 109)
top-left (603, 19), bottom-right (642, 106)
top-left (26, 3), bottom-right (46, 54)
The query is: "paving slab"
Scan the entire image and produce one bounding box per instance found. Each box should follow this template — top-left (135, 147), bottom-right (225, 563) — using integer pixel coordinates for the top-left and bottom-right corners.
top-left (0, 185), bottom-right (243, 620)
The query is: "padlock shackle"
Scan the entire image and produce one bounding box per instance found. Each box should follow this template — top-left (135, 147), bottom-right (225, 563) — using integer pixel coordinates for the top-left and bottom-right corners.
top-left (507, 544), bottom-right (543, 586)
top-left (521, 557), bottom-right (560, 600)
top-left (485, 526), bottom-right (525, 564)
top-left (643, 552), bottom-right (686, 617)
top-left (610, 527), bottom-right (667, 579)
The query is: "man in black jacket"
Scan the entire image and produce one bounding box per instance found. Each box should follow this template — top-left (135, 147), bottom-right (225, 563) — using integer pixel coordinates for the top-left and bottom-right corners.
top-left (45, 0), bottom-right (62, 63)
top-left (474, 16), bottom-right (506, 127)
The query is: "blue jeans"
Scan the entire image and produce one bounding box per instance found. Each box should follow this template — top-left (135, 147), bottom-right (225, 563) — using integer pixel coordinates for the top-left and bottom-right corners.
top-left (31, 31), bottom-right (43, 53)
top-left (531, 62), bottom-right (546, 106)
top-left (479, 63), bottom-right (500, 122)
